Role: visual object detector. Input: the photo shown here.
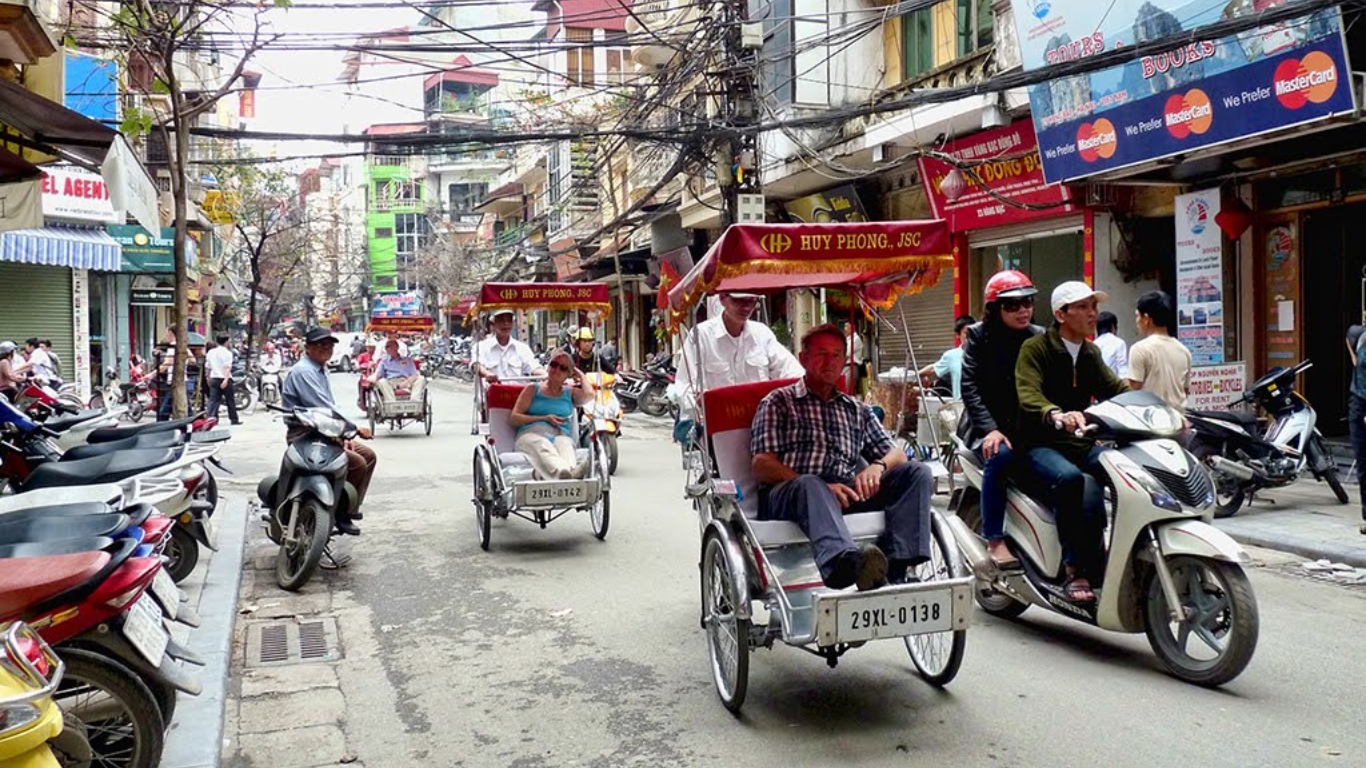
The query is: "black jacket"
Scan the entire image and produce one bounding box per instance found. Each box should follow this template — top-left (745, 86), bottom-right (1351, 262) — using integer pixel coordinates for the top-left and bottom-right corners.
top-left (959, 319), bottom-right (1044, 447)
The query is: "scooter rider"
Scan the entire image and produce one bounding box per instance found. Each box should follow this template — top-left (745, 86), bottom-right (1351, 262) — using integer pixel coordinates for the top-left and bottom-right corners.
top-left (1015, 281), bottom-right (1128, 602)
top-left (569, 327), bottom-right (616, 374)
top-left (281, 327), bottom-right (376, 536)
top-left (959, 270), bottom-right (1044, 567)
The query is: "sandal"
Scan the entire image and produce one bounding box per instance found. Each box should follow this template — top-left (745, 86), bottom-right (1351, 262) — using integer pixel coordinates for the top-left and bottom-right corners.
top-left (987, 541), bottom-right (1020, 570)
top-left (1060, 576), bottom-right (1096, 602)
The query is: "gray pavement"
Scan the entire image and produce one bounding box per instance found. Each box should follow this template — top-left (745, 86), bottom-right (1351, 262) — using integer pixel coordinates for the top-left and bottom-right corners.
top-left (1212, 479), bottom-right (1366, 568)
top-left (208, 374), bottom-right (1366, 768)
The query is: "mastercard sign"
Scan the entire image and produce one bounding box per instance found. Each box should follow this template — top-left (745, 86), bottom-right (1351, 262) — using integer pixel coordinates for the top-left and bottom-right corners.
top-left (1273, 51), bottom-right (1338, 110)
top-left (1164, 89), bottom-right (1213, 139)
top-left (1076, 119), bottom-right (1118, 163)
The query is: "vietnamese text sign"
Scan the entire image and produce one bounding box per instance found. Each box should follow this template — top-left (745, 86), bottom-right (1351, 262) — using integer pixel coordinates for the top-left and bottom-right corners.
top-left (1187, 362), bottom-right (1247, 410)
top-left (42, 165), bottom-right (118, 223)
top-left (1175, 189), bottom-right (1225, 365)
top-left (1013, 1), bottom-right (1354, 182)
top-left (918, 120), bottom-right (1072, 231)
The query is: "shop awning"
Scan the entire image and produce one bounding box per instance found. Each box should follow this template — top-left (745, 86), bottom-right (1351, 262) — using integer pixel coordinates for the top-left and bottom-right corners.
top-left (0, 78), bottom-right (159, 233)
top-left (0, 225), bottom-right (121, 271)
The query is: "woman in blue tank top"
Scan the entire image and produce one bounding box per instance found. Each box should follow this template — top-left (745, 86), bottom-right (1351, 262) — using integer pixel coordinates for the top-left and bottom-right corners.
top-left (510, 350), bottom-right (597, 479)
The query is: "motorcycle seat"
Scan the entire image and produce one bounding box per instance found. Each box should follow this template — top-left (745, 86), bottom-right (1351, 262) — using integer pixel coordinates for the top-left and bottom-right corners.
top-left (86, 417), bottom-right (197, 443)
top-left (0, 535), bottom-right (115, 561)
top-left (22, 448), bottom-right (180, 491)
top-left (190, 430), bottom-right (231, 444)
top-left (63, 431), bottom-right (184, 460)
top-left (1189, 409), bottom-right (1259, 428)
top-left (0, 550), bottom-right (112, 617)
top-left (119, 381), bottom-right (143, 392)
top-left (0, 513), bottom-right (132, 546)
top-left (0, 501), bottom-right (114, 523)
top-left (41, 408), bottom-right (108, 432)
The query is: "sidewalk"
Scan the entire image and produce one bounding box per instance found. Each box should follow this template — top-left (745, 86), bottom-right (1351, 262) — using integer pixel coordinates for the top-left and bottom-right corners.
top-left (1213, 478), bottom-right (1366, 567)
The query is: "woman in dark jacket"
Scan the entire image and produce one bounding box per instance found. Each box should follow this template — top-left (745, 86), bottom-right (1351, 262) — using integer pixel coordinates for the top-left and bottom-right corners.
top-left (960, 270), bottom-right (1045, 566)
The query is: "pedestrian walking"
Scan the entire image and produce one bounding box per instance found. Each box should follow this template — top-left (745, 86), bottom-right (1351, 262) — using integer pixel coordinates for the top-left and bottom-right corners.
top-left (1346, 324), bottom-right (1366, 534)
top-left (1094, 311), bottom-right (1129, 378)
top-left (205, 333), bottom-right (241, 424)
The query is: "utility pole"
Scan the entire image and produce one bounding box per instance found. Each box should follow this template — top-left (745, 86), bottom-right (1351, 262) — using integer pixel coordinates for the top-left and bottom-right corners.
top-left (718, 0), bottom-right (765, 229)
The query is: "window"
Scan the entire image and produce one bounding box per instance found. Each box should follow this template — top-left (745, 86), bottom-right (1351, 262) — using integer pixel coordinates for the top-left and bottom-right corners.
top-left (956, 0), bottom-right (992, 57)
top-left (758, 0), bottom-right (793, 104)
top-left (547, 142), bottom-right (566, 232)
top-left (604, 32), bottom-right (630, 85)
top-left (565, 28), bottom-right (595, 87)
top-left (755, 0), bottom-right (828, 106)
top-left (394, 213), bottom-right (429, 256)
top-left (374, 227), bottom-right (394, 239)
top-left (903, 8), bottom-right (933, 80)
top-left (448, 182), bottom-right (488, 212)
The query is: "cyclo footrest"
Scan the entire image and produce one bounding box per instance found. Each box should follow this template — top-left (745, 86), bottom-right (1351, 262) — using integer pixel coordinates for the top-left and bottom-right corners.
top-left (813, 577), bottom-right (973, 646)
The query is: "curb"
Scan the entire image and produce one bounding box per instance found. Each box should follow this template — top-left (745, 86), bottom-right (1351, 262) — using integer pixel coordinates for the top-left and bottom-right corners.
top-left (1220, 526), bottom-right (1366, 568)
top-left (161, 495), bottom-right (248, 768)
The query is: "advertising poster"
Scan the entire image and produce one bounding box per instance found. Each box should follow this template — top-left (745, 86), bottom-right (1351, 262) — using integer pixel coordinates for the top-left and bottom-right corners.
top-left (1263, 222), bottom-right (1301, 365)
top-left (1188, 362), bottom-right (1247, 410)
top-left (1011, 0), bottom-right (1355, 182)
top-left (783, 185), bottom-right (869, 223)
top-left (1174, 189), bottom-right (1225, 365)
top-left (917, 119), bottom-right (1073, 231)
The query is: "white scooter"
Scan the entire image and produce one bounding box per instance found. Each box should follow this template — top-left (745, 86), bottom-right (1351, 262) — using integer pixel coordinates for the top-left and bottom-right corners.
top-left (946, 391), bottom-right (1260, 687)
top-left (259, 362), bottom-right (283, 407)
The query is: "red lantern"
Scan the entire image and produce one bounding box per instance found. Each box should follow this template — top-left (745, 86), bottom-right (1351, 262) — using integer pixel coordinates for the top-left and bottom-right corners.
top-left (1215, 197), bottom-right (1253, 240)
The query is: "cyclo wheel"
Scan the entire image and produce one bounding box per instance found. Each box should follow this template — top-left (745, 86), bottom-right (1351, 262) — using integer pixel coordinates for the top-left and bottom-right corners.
top-left (702, 533), bottom-right (749, 714)
top-left (590, 490), bottom-right (610, 540)
top-left (904, 512), bottom-right (967, 687)
top-left (276, 499), bottom-right (332, 592)
top-left (472, 448), bottom-right (494, 550)
top-left (424, 392), bottom-right (433, 435)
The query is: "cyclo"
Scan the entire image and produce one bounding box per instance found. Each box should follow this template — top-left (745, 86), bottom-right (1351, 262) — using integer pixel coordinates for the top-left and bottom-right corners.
top-left (668, 221), bottom-right (974, 712)
top-left (469, 282), bottom-right (612, 550)
top-left (364, 315), bottom-right (434, 437)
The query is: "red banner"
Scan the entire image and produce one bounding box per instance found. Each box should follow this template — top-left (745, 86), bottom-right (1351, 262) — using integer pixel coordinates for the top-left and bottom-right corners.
top-left (473, 282), bottom-right (613, 316)
top-left (918, 120), bottom-right (1073, 233)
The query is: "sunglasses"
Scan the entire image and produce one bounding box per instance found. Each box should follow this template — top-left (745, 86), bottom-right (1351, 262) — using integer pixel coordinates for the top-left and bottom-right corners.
top-left (1000, 296), bottom-right (1034, 312)
top-left (548, 361), bottom-right (572, 372)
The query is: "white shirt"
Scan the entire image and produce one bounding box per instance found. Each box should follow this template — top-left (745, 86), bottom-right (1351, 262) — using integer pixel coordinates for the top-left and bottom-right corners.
top-left (205, 346), bottom-right (234, 379)
top-left (26, 348), bottom-right (56, 381)
top-left (1094, 332), bottom-right (1129, 378)
top-left (475, 336), bottom-right (538, 379)
top-left (375, 340), bottom-right (409, 362)
top-left (676, 317), bottom-right (804, 410)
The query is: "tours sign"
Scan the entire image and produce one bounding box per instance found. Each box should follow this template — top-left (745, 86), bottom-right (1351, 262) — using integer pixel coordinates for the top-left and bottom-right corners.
top-left (1012, 0), bottom-right (1355, 182)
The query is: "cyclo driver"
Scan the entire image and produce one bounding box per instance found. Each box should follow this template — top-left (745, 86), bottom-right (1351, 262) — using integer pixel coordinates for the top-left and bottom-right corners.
top-left (281, 328), bottom-right (377, 536)
top-left (475, 308), bottom-right (544, 383)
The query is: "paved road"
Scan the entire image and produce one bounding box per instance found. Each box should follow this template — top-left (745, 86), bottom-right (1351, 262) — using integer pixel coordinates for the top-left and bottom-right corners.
top-left (221, 375), bottom-right (1366, 768)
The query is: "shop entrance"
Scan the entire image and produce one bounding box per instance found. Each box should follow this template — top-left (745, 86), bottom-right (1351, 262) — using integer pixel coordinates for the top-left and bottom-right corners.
top-left (1301, 203), bottom-right (1366, 437)
top-left (969, 231), bottom-right (1084, 326)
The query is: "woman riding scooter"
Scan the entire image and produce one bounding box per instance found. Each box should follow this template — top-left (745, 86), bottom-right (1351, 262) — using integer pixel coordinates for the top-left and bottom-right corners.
top-left (959, 270), bottom-right (1044, 567)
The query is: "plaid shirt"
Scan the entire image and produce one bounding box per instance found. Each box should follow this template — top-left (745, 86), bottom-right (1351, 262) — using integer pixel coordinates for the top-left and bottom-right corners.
top-left (751, 379), bottom-right (896, 486)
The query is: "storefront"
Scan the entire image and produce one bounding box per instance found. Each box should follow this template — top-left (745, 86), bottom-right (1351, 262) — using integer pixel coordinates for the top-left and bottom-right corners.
top-left (108, 224), bottom-right (200, 370)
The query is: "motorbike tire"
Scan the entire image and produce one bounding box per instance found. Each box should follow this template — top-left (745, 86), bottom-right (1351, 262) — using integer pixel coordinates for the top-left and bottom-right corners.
top-left (1143, 555), bottom-right (1259, 687)
top-left (639, 386), bottom-right (669, 417)
top-left (1191, 445), bottom-right (1248, 518)
top-left (955, 499), bottom-right (1029, 619)
top-left (165, 524), bottom-right (201, 583)
top-left (276, 499), bottom-right (332, 591)
top-left (127, 398), bottom-right (146, 423)
top-left (602, 432), bottom-right (619, 475)
top-left (234, 385), bottom-right (254, 412)
top-left (52, 647), bottom-right (166, 768)
top-left (1308, 436), bottom-right (1351, 504)
top-left (88, 391), bottom-right (104, 410)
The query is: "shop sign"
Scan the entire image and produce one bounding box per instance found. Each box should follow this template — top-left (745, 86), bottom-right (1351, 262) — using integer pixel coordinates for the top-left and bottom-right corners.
top-left (1013, 1), bottom-right (1356, 182)
top-left (918, 120), bottom-right (1072, 232)
top-left (783, 185), bottom-right (869, 223)
top-left (131, 288), bottom-right (175, 306)
top-left (371, 291), bottom-right (424, 315)
top-left (109, 224), bottom-right (197, 273)
top-left (1174, 189), bottom-right (1225, 365)
top-left (1188, 363), bottom-right (1247, 410)
top-left (41, 165), bottom-right (119, 223)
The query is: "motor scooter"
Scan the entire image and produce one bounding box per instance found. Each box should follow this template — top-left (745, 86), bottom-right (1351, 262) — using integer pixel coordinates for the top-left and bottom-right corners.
top-left (946, 390), bottom-right (1260, 687)
top-left (1186, 359), bottom-right (1349, 517)
top-left (258, 361), bottom-right (283, 407)
top-left (0, 621), bottom-right (86, 768)
top-left (579, 372), bottom-right (624, 475)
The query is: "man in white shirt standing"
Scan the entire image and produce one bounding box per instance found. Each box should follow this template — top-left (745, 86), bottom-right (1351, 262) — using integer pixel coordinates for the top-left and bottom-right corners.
top-left (475, 309), bottom-right (544, 382)
top-left (675, 292), bottom-right (804, 415)
top-left (1094, 311), bottom-right (1129, 378)
top-left (205, 334), bottom-right (241, 424)
top-left (23, 338), bottom-right (57, 385)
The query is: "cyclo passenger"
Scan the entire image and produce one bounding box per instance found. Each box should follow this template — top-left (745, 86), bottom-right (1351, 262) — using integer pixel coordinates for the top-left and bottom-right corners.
top-left (368, 339), bottom-right (426, 406)
top-left (509, 350), bottom-right (596, 479)
top-left (751, 324), bottom-right (934, 591)
top-left (959, 270), bottom-right (1043, 567)
top-left (475, 308), bottom-right (545, 383)
top-left (1015, 281), bottom-right (1128, 602)
top-left (281, 328), bottom-right (376, 536)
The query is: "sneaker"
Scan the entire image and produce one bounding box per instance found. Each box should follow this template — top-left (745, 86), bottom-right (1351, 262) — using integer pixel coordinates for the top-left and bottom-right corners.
top-left (335, 519), bottom-right (361, 536)
top-left (855, 544), bottom-right (888, 591)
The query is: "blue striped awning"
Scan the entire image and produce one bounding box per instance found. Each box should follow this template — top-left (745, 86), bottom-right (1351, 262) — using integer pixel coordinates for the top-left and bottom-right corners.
top-left (0, 225), bottom-right (121, 271)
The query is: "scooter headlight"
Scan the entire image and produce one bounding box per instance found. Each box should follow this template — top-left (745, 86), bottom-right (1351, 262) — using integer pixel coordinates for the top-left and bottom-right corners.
top-left (1110, 453), bottom-right (1183, 513)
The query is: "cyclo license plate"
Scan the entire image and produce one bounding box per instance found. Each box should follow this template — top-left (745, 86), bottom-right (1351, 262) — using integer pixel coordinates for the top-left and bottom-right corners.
top-left (523, 481), bottom-right (587, 505)
top-left (122, 595), bottom-right (170, 665)
top-left (150, 568), bottom-right (180, 618)
top-left (837, 588), bottom-right (953, 643)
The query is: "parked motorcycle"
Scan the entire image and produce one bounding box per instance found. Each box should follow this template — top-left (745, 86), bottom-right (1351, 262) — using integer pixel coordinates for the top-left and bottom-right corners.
top-left (229, 360), bottom-right (256, 413)
top-left (99, 365), bottom-right (156, 423)
top-left (0, 621), bottom-right (81, 768)
top-left (1187, 359), bottom-right (1349, 517)
top-left (947, 390), bottom-right (1259, 687)
top-left (258, 405), bottom-right (362, 591)
top-left (617, 353), bottom-right (675, 417)
top-left (579, 372), bottom-right (624, 475)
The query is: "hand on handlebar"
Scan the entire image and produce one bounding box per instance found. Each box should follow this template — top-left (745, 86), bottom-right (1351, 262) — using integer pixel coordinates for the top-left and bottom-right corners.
top-left (1051, 411), bottom-right (1089, 435)
top-left (354, 427), bottom-right (373, 440)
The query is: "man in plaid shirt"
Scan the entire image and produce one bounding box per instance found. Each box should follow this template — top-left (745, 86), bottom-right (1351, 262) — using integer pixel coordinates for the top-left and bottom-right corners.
top-left (752, 324), bottom-right (933, 591)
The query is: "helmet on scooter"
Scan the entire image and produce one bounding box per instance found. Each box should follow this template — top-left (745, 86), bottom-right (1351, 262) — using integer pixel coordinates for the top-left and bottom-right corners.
top-left (0, 340), bottom-right (14, 356)
top-left (983, 270), bottom-right (1038, 303)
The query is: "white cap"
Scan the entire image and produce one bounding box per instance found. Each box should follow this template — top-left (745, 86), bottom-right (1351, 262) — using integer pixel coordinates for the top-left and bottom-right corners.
top-left (723, 291), bottom-right (762, 299)
top-left (490, 308), bottom-right (515, 319)
top-left (1050, 281), bottom-right (1108, 313)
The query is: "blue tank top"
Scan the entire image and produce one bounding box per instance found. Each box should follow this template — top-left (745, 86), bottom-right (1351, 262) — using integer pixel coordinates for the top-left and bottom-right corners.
top-left (517, 385), bottom-right (574, 437)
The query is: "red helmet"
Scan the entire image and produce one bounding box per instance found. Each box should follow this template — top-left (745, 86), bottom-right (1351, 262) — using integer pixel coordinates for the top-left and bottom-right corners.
top-left (984, 270), bottom-right (1038, 303)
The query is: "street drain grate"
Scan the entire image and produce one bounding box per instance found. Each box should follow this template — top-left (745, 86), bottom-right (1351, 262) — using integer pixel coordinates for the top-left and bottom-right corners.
top-left (244, 617), bottom-right (341, 667)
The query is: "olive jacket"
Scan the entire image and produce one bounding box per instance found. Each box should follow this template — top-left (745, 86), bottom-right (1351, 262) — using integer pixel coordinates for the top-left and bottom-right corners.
top-left (1015, 327), bottom-right (1128, 456)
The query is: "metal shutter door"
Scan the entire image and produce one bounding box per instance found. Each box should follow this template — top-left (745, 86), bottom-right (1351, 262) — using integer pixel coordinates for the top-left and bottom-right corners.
top-left (875, 273), bottom-right (955, 373)
top-left (0, 263), bottom-right (75, 373)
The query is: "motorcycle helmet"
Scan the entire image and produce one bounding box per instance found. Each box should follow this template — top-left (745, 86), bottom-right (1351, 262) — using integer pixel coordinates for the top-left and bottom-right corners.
top-left (983, 270), bottom-right (1038, 303)
top-left (575, 328), bottom-right (595, 341)
top-left (0, 340), bottom-right (15, 356)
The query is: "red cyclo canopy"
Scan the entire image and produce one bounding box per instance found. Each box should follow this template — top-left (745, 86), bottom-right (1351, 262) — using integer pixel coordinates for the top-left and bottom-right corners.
top-left (474, 282), bottom-right (613, 316)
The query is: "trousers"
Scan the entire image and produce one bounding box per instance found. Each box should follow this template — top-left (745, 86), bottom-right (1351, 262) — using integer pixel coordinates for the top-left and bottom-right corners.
top-left (514, 431), bottom-right (579, 479)
top-left (760, 462), bottom-right (933, 584)
top-left (377, 377), bottom-right (426, 404)
top-left (975, 442), bottom-right (1017, 541)
top-left (1025, 445), bottom-right (1108, 580)
top-left (206, 377), bottom-right (238, 422)
top-left (1349, 393), bottom-right (1366, 519)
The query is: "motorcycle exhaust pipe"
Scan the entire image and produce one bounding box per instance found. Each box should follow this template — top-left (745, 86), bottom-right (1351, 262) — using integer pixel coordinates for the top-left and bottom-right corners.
top-left (1208, 455), bottom-right (1257, 482)
top-left (943, 514), bottom-right (998, 582)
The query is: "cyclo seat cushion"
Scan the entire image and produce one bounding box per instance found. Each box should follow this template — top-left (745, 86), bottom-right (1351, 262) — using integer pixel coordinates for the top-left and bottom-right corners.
top-left (63, 430), bottom-right (183, 461)
top-left (486, 383), bottom-right (582, 466)
top-left (0, 550), bottom-right (112, 616)
top-left (23, 448), bottom-right (178, 490)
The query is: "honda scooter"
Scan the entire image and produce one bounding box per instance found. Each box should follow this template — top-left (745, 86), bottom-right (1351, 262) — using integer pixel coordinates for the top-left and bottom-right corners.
top-left (580, 372), bottom-right (624, 475)
top-left (0, 621), bottom-right (86, 768)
